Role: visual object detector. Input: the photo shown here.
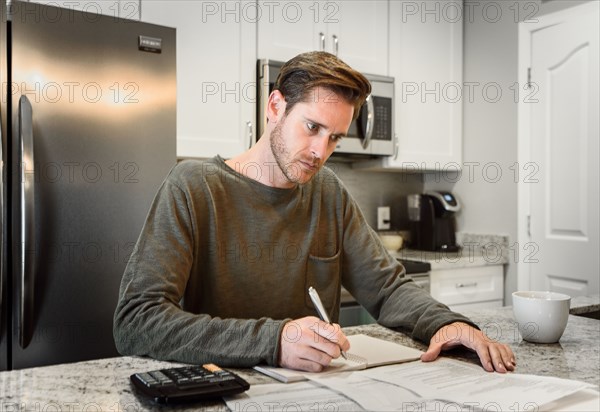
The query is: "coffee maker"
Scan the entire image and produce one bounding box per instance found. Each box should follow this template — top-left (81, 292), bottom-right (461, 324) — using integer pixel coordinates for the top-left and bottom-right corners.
top-left (407, 191), bottom-right (460, 252)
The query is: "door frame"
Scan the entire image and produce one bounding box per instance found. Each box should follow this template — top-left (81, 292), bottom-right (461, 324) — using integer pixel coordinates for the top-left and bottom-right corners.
top-left (517, 1), bottom-right (598, 291)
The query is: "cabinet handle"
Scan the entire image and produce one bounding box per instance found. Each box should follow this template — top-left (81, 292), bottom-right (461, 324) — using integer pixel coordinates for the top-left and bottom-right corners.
top-left (455, 282), bottom-right (478, 288)
top-left (319, 32), bottom-right (326, 51)
top-left (246, 121), bottom-right (253, 149)
top-left (393, 135), bottom-right (399, 160)
top-left (332, 34), bottom-right (339, 56)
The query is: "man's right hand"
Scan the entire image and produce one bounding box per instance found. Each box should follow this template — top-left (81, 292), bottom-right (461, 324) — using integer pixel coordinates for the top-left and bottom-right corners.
top-left (278, 316), bottom-right (350, 372)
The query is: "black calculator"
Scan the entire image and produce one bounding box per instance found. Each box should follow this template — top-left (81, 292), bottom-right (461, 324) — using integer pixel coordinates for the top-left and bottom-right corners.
top-left (130, 363), bottom-right (250, 404)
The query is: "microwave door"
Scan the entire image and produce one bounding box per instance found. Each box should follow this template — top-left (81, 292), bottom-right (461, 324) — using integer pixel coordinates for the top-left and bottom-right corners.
top-left (333, 99), bottom-right (372, 155)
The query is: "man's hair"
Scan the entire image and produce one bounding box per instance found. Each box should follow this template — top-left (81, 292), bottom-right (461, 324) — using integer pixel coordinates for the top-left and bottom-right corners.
top-left (273, 51), bottom-right (372, 120)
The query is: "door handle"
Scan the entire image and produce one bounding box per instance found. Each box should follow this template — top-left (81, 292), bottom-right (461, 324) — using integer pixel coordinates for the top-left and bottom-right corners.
top-left (0, 105), bottom-right (4, 341)
top-left (319, 32), bottom-right (325, 51)
top-left (18, 95), bottom-right (35, 349)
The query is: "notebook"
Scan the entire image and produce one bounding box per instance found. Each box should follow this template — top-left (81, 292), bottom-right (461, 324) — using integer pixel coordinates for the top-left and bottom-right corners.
top-left (253, 334), bottom-right (423, 383)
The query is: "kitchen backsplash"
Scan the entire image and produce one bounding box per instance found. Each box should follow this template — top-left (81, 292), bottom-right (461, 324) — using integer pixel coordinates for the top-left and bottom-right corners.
top-left (326, 160), bottom-right (423, 230)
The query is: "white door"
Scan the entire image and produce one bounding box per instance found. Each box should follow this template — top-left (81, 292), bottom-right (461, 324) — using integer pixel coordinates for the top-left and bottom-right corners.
top-left (527, 2), bottom-right (599, 296)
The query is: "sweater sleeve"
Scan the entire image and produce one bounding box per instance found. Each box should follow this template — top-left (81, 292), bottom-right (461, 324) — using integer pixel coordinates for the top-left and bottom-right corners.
top-left (113, 175), bottom-right (287, 367)
top-left (339, 191), bottom-right (478, 344)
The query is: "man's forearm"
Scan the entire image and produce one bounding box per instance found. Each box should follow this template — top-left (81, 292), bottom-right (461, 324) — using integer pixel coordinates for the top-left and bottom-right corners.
top-left (114, 297), bottom-right (287, 367)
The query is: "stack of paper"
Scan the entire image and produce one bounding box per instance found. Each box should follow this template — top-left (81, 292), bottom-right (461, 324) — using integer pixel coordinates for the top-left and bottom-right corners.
top-left (239, 335), bottom-right (598, 411)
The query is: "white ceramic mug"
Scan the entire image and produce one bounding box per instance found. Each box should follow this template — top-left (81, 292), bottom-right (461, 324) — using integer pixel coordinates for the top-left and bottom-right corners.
top-left (512, 291), bottom-right (571, 343)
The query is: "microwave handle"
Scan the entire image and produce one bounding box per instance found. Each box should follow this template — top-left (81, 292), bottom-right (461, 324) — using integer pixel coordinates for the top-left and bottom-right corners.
top-left (361, 95), bottom-right (374, 149)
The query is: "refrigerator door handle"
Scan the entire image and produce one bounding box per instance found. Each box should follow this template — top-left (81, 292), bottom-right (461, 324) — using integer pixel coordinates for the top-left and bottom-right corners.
top-left (18, 95), bottom-right (35, 349)
top-left (0, 103), bottom-right (3, 341)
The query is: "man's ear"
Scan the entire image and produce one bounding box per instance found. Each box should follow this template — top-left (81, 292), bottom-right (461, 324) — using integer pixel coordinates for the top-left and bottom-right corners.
top-left (266, 90), bottom-right (286, 124)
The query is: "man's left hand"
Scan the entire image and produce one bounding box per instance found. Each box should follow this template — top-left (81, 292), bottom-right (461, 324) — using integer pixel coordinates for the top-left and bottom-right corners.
top-left (421, 322), bottom-right (516, 373)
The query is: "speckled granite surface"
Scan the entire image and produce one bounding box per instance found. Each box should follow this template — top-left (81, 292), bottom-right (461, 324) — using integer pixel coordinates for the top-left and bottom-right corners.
top-left (0, 306), bottom-right (597, 410)
top-left (570, 295), bottom-right (600, 315)
top-left (459, 306), bottom-right (600, 388)
top-left (390, 233), bottom-right (510, 270)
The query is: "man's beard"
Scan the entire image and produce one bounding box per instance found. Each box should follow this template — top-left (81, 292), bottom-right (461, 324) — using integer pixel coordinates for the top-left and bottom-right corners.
top-left (270, 119), bottom-right (319, 186)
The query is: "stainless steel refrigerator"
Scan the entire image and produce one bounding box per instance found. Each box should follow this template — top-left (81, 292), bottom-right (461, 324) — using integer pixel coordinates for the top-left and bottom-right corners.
top-left (0, 1), bottom-right (176, 370)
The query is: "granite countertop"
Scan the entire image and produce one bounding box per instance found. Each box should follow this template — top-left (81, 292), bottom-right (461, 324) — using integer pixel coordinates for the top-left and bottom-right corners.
top-left (460, 306), bottom-right (600, 387)
top-left (570, 294), bottom-right (600, 315)
top-left (1, 306), bottom-right (598, 410)
top-left (389, 233), bottom-right (511, 270)
top-left (391, 248), bottom-right (508, 270)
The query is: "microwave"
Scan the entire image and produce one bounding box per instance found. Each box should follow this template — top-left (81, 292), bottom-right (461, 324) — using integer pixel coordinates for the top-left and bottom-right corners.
top-left (256, 59), bottom-right (396, 158)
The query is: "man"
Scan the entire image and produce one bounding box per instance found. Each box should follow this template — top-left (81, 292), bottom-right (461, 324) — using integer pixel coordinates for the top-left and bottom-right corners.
top-left (114, 51), bottom-right (515, 374)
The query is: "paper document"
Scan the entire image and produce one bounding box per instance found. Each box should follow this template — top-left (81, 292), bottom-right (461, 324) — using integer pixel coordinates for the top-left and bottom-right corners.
top-left (224, 381), bottom-right (364, 411)
top-left (233, 362), bottom-right (597, 412)
top-left (225, 378), bottom-right (457, 412)
top-left (253, 334), bottom-right (423, 383)
top-left (360, 358), bottom-right (595, 411)
top-left (308, 372), bottom-right (449, 411)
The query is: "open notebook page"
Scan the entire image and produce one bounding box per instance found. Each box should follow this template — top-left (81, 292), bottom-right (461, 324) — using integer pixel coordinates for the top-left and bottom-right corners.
top-left (253, 334), bottom-right (423, 383)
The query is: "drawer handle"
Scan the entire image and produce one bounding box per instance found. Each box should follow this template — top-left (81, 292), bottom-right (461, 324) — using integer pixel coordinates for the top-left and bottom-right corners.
top-left (456, 282), bottom-right (478, 288)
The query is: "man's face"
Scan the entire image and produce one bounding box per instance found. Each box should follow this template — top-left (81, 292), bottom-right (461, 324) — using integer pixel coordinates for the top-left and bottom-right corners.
top-left (269, 87), bottom-right (354, 187)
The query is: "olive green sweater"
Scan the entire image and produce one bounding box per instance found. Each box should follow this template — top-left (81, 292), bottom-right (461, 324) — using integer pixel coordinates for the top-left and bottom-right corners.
top-left (113, 156), bottom-right (475, 367)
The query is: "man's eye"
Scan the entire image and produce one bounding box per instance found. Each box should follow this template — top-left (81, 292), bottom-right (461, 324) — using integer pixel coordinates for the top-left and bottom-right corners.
top-left (307, 122), bottom-right (318, 132)
top-left (331, 135), bottom-right (344, 142)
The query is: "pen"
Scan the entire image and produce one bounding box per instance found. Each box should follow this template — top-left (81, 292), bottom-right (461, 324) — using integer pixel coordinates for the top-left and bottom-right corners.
top-left (308, 286), bottom-right (348, 360)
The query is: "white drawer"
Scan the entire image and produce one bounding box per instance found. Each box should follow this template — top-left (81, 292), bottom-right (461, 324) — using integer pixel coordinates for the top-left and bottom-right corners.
top-left (449, 300), bottom-right (503, 312)
top-left (430, 265), bottom-right (503, 306)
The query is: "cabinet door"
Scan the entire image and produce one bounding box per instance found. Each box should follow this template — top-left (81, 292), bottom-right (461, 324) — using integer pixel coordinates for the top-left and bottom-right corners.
top-left (142, 1), bottom-right (256, 158)
top-left (257, 1), bottom-right (388, 76)
top-left (332, 0), bottom-right (388, 75)
top-left (387, 0), bottom-right (463, 170)
top-left (390, 0), bottom-right (463, 170)
top-left (257, 0), bottom-right (322, 61)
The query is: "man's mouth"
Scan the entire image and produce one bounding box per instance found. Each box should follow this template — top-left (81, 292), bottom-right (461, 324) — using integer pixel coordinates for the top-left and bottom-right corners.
top-left (299, 160), bottom-right (318, 171)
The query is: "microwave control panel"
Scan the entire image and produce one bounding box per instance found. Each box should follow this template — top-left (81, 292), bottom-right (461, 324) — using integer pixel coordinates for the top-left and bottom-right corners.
top-left (372, 96), bottom-right (392, 141)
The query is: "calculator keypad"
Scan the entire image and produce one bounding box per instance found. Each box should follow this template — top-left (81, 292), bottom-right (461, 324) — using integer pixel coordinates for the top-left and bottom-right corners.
top-left (130, 363), bottom-right (249, 404)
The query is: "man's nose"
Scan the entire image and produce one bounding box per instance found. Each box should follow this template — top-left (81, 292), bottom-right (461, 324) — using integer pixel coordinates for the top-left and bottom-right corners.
top-left (311, 136), bottom-right (330, 161)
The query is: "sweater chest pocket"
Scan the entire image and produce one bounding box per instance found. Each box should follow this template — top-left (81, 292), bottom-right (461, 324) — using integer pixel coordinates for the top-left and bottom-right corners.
top-left (304, 251), bottom-right (341, 316)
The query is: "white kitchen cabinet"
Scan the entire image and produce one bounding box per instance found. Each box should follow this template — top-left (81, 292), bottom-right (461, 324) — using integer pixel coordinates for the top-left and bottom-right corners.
top-left (141, 1), bottom-right (256, 158)
top-left (355, 0), bottom-right (463, 171)
top-left (26, 0), bottom-right (140, 19)
top-left (257, 0), bottom-right (388, 75)
top-left (430, 265), bottom-right (504, 311)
